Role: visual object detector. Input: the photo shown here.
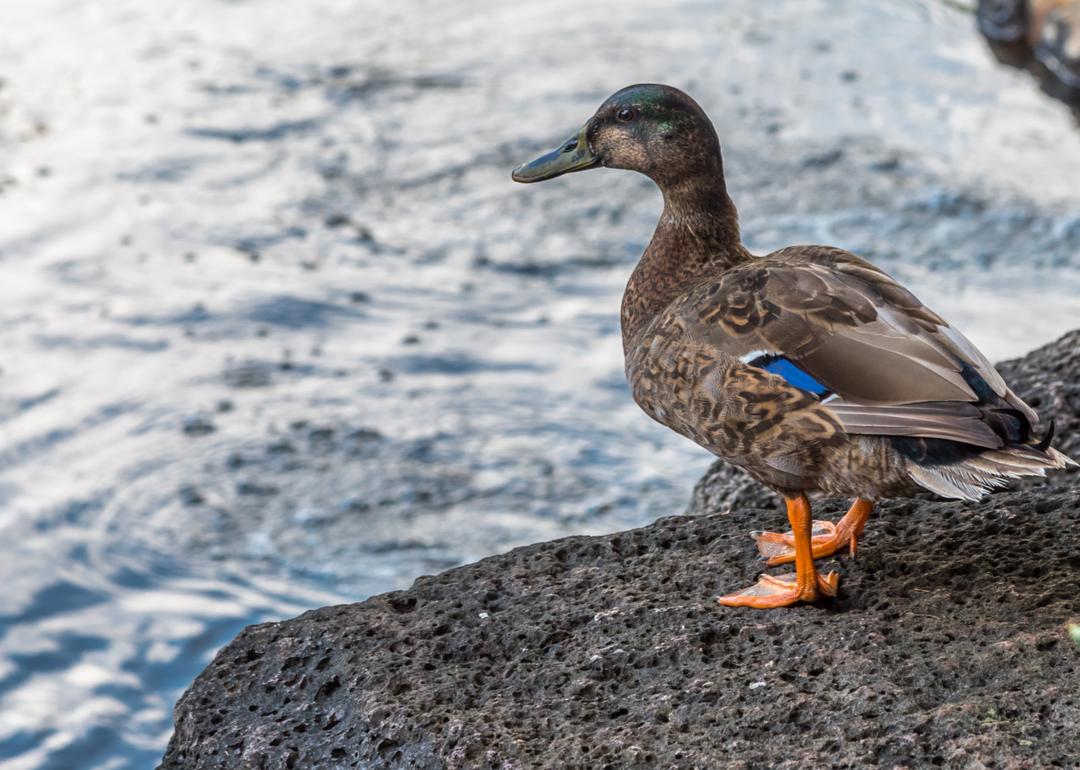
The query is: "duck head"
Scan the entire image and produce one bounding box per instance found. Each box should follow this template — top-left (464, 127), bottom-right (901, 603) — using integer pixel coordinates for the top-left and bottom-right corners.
top-left (511, 84), bottom-right (723, 188)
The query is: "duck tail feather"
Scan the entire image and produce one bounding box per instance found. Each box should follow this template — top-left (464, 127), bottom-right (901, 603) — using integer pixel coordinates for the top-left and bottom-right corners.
top-left (1035, 418), bottom-right (1055, 451)
top-left (1023, 416), bottom-right (1075, 468)
top-left (1048, 447), bottom-right (1078, 468)
top-left (906, 439), bottom-right (1074, 500)
top-left (906, 464), bottom-right (995, 501)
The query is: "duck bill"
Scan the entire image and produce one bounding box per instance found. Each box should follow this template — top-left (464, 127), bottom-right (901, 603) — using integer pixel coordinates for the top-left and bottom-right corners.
top-left (511, 124), bottom-right (598, 183)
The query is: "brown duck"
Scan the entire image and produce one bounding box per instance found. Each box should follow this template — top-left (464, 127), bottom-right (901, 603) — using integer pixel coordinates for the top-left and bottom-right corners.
top-left (511, 84), bottom-right (1075, 609)
top-left (978, 0), bottom-right (1080, 92)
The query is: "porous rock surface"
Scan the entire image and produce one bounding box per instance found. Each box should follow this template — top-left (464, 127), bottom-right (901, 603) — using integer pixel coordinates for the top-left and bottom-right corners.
top-left (159, 331), bottom-right (1080, 770)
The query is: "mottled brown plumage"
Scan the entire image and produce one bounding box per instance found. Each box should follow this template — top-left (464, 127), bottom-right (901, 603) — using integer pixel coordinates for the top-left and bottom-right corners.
top-left (512, 84), bottom-right (1074, 608)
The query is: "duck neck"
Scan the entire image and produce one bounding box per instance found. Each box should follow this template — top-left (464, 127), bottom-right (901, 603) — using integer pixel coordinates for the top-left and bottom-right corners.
top-left (621, 170), bottom-right (752, 353)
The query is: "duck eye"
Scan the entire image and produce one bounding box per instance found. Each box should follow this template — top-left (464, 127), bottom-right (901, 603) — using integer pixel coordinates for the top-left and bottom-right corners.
top-left (616, 107), bottom-right (635, 123)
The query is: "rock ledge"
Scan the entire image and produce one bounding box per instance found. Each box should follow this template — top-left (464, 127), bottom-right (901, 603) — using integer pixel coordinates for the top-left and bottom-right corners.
top-left (160, 332), bottom-right (1080, 770)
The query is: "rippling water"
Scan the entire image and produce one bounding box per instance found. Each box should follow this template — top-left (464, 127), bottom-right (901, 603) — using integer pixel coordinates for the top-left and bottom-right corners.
top-left (2, 1), bottom-right (1079, 767)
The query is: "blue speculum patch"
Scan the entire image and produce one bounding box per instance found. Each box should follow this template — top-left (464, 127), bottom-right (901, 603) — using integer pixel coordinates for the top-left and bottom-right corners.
top-left (750, 354), bottom-right (832, 398)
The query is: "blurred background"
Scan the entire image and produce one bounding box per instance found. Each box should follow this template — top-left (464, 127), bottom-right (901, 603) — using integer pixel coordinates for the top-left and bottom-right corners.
top-left (1, 1), bottom-right (1079, 768)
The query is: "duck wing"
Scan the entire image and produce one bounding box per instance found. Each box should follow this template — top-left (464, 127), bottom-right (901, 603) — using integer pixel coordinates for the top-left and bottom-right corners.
top-left (682, 245), bottom-right (1038, 448)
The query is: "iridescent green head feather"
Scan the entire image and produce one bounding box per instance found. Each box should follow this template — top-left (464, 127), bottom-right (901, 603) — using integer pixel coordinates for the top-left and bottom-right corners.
top-left (512, 84), bottom-right (723, 186)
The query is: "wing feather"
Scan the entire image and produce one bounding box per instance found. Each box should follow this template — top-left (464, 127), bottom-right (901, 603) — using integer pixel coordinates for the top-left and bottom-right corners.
top-left (678, 246), bottom-right (1039, 446)
top-left (825, 402), bottom-right (1002, 448)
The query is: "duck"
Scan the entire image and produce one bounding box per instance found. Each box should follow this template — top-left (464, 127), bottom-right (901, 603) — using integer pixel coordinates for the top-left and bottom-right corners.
top-left (976, 0), bottom-right (1062, 44)
top-left (977, 0), bottom-right (1080, 94)
top-left (510, 84), bottom-right (1075, 609)
top-left (1036, 0), bottom-right (1080, 91)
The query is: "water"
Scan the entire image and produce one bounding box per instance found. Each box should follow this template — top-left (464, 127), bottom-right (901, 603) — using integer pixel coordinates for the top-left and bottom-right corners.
top-left (1, 1), bottom-right (1079, 767)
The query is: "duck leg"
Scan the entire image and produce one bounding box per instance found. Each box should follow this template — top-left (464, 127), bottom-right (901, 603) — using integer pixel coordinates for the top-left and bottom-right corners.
top-left (717, 494), bottom-right (838, 609)
top-left (752, 498), bottom-right (873, 567)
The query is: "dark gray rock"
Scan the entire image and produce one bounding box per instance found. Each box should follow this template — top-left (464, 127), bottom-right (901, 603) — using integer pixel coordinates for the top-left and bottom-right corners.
top-left (159, 332), bottom-right (1080, 770)
top-left (995, 329), bottom-right (1080, 482)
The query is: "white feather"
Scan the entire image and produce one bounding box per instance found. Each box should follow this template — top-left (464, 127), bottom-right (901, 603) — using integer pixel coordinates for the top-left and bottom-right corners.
top-left (739, 349), bottom-right (772, 364)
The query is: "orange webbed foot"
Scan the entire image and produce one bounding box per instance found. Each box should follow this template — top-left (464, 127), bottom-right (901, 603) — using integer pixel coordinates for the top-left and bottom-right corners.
top-left (717, 494), bottom-right (844, 610)
top-left (716, 570), bottom-right (839, 609)
top-left (753, 520), bottom-right (844, 566)
top-left (752, 498), bottom-right (873, 566)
